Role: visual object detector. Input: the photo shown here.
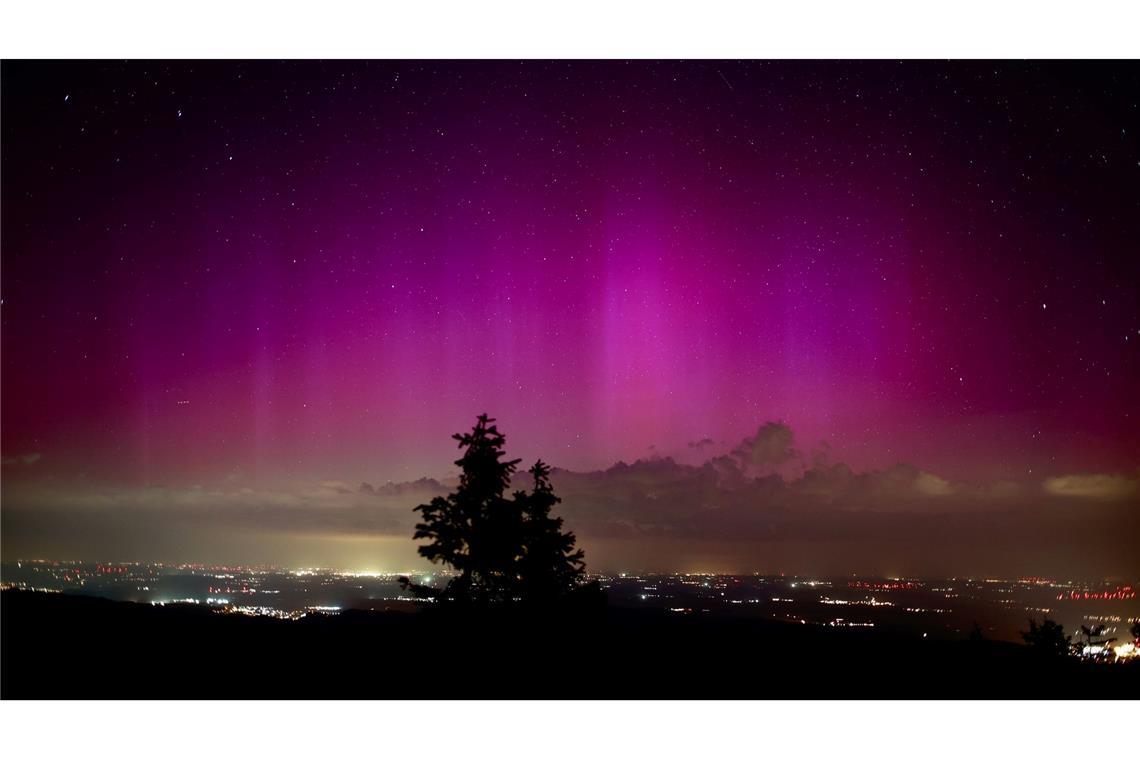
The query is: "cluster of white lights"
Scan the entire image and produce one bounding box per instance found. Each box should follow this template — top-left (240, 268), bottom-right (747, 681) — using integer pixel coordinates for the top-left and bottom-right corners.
top-left (221, 605), bottom-right (307, 620)
top-left (828, 619), bottom-right (875, 627)
top-left (819, 597), bottom-right (893, 607)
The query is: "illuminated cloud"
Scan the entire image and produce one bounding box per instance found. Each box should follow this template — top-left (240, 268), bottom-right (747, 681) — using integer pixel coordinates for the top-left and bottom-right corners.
top-left (914, 470), bottom-right (953, 496)
top-left (1043, 473), bottom-right (1139, 501)
top-left (730, 422), bottom-right (798, 473)
top-left (2, 453), bottom-right (41, 467)
top-left (319, 480), bottom-right (355, 495)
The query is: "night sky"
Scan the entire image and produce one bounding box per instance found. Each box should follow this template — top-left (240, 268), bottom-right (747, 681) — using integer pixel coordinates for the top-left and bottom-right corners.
top-left (3, 61), bottom-right (1138, 574)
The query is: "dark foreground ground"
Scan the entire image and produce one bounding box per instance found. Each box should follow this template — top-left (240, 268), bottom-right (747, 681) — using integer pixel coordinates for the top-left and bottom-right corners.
top-left (2, 590), bottom-right (1135, 698)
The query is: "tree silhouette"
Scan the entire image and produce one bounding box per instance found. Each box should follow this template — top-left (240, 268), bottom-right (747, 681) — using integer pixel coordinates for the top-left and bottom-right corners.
top-left (412, 414), bottom-right (586, 605)
top-left (515, 460), bottom-right (587, 601)
top-left (1020, 617), bottom-right (1072, 656)
top-left (1131, 620), bottom-right (1140, 642)
top-left (1076, 624), bottom-right (1116, 657)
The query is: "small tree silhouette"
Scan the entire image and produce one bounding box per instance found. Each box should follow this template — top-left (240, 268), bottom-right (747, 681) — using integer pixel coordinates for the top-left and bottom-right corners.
top-left (515, 460), bottom-right (587, 601)
top-left (1020, 617), bottom-right (1072, 656)
top-left (412, 414), bottom-right (586, 605)
top-left (1076, 624), bottom-right (1116, 657)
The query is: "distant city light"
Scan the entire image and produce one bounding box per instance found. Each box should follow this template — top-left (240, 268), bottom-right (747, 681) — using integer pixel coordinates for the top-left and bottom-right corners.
top-left (5, 561), bottom-right (1139, 653)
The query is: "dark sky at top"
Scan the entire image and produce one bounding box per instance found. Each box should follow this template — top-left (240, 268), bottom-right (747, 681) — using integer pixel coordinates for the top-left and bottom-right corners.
top-left (2, 61), bottom-right (1137, 574)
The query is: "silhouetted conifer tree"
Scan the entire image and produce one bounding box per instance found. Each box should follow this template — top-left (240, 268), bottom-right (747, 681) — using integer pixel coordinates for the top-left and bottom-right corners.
top-left (515, 460), bottom-right (586, 601)
top-left (413, 414), bottom-right (586, 605)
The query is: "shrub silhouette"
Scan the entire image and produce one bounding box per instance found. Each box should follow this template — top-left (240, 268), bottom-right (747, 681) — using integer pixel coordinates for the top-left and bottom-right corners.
top-left (1020, 617), bottom-right (1072, 656)
top-left (411, 414), bottom-right (586, 605)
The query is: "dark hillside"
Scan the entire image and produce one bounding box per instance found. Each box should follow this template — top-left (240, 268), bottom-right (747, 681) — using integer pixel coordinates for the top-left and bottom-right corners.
top-left (2, 591), bottom-right (1134, 698)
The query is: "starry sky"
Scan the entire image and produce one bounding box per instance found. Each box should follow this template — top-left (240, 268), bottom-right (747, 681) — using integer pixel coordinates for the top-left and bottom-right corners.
top-left (2, 61), bottom-right (1138, 573)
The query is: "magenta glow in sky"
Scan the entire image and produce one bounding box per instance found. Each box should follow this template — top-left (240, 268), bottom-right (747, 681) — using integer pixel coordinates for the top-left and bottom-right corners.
top-left (2, 62), bottom-right (1138, 569)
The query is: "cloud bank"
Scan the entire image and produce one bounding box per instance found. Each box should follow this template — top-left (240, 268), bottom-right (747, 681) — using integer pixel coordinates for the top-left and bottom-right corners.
top-left (1043, 473), bottom-right (1139, 501)
top-left (3, 423), bottom-right (1137, 577)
